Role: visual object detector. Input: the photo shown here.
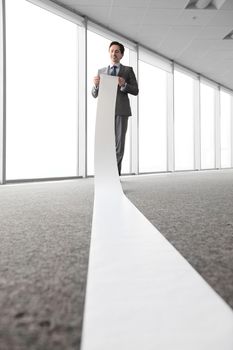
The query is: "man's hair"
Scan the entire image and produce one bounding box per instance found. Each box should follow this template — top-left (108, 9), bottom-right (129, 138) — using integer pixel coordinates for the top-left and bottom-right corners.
top-left (109, 41), bottom-right (125, 55)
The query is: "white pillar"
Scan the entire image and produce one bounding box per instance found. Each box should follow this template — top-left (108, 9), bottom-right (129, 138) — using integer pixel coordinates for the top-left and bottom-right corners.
top-left (167, 63), bottom-right (174, 172)
top-left (231, 94), bottom-right (233, 167)
top-left (215, 85), bottom-right (221, 169)
top-left (77, 21), bottom-right (87, 177)
top-left (129, 46), bottom-right (138, 175)
top-left (194, 75), bottom-right (201, 170)
top-left (0, 0), bottom-right (6, 184)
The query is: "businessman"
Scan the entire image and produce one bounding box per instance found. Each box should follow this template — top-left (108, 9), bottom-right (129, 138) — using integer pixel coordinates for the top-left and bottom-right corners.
top-left (92, 41), bottom-right (139, 176)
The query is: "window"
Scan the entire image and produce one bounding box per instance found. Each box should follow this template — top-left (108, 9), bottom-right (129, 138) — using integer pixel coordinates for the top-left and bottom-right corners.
top-left (200, 82), bottom-right (215, 169)
top-left (139, 60), bottom-right (167, 172)
top-left (5, 0), bottom-right (78, 179)
top-left (174, 70), bottom-right (194, 171)
top-left (220, 90), bottom-right (231, 168)
top-left (3, 1), bottom-right (233, 183)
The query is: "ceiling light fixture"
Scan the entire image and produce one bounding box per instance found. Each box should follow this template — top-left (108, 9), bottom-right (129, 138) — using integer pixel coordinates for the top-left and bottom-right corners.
top-left (185, 0), bottom-right (226, 10)
top-left (195, 0), bottom-right (212, 9)
top-left (223, 30), bottom-right (233, 40)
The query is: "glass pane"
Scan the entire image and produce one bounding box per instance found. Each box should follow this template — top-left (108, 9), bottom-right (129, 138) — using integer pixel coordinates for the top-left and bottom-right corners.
top-left (200, 83), bottom-right (215, 169)
top-left (139, 60), bottom-right (167, 172)
top-left (6, 0), bottom-right (78, 180)
top-left (220, 91), bottom-right (231, 168)
top-left (87, 30), bottom-right (130, 175)
top-left (174, 70), bottom-right (194, 171)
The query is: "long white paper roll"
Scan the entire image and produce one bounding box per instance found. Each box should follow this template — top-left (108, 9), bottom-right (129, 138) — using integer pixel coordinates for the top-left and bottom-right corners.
top-left (93, 74), bottom-right (123, 198)
top-left (81, 74), bottom-right (233, 350)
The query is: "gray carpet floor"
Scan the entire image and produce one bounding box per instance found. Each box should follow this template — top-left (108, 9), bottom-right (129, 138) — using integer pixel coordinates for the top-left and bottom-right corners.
top-left (0, 179), bottom-right (94, 350)
top-left (123, 170), bottom-right (233, 310)
top-left (0, 170), bottom-right (233, 349)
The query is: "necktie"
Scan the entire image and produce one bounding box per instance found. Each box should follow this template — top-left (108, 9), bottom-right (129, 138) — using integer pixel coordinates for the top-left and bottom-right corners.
top-left (111, 65), bottom-right (117, 76)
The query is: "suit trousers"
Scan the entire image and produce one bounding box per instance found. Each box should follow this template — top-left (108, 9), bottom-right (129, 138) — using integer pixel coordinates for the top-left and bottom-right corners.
top-left (115, 115), bottom-right (129, 176)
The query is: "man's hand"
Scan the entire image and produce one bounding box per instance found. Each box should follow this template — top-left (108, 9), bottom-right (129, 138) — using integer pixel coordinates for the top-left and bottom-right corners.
top-left (93, 76), bottom-right (100, 87)
top-left (118, 77), bottom-right (126, 87)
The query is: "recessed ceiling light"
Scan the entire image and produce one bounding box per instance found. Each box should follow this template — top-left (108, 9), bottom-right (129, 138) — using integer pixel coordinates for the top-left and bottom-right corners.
top-left (185, 0), bottom-right (226, 10)
top-left (223, 30), bottom-right (233, 40)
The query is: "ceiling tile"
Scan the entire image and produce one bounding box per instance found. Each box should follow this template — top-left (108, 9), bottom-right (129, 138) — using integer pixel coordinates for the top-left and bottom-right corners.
top-left (112, 0), bottom-right (150, 7)
top-left (137, 32), bottom-right (171, 49)
top-left (109, 7), bottom-right (144, 24)
top-left (137, 36), bottom-right (166, 50)
top-left (178, 40), bottom-right (216, 59)
top-left (59, 0), bottom-right (111, 5)
top-left (198, 26), bottom-right (233, 39)
top-left (208, 10), bottom-right (233, 26)
top-left (70, 5), bottom-right (110, 21)
top-left (205, 50), bottom-right (233, 60)
top-left (143, 9), bottom-right (182, 25)
top-left (164, 25), bottom-right (203, 39)
top-left (149, 0), bottom-right (188, 9)
top-left (199, 39), bottom-right (233, 50)
top-left (157, 38), bottom-right (196, 59)
top-left (108, 22), bottom-right (139, 37)
top-left (177, 9), bottom-right (216, 26)
top-left (137, 24), bottom-right (172, 37)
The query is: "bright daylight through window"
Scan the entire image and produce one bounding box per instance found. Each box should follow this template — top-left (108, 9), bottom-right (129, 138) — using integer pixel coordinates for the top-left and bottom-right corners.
top-left (5, 0), bottom-right (78, 180)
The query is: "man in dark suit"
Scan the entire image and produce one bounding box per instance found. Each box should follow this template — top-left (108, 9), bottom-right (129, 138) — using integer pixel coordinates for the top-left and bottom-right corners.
top-left (92, 41), bottom-right (139, 176)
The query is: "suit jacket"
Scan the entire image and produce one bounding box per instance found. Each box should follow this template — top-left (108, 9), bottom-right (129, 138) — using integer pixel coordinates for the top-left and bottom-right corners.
top-left (92, 64), bottom-right (139, 116)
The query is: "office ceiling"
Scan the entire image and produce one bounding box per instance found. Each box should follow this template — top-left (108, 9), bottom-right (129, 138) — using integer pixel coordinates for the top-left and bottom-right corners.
top-left (52, 0), bottom-right (233, 90)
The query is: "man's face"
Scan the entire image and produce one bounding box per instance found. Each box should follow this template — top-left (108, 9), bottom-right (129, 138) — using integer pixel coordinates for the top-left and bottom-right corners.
top-left (109, 44), bottom-right (123, 64)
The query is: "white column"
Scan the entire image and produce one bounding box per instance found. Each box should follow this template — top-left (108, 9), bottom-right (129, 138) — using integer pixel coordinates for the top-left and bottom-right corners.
top-left (0, 0), bottom-right (6, 184)
top-left (77, 21), bottom-right (87, 177)
top-left (129, 46), bottom-right (138, 175)
top-left (215, 85), bottom-right (221, 169)
top-left (194, 75), bottom-right (201, 170)
top-left (231, 94), bottom-right (233, 167)
top-left (167, 64), bottom-right (174, 172)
